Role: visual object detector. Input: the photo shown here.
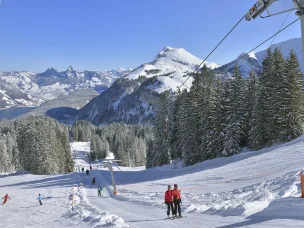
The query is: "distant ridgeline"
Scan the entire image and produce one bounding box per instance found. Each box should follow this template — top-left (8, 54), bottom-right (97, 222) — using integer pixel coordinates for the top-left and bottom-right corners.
top-left (0, 116), bottom-right (74, 174)
top-left (71, 120), bottom-right (152, 167)
top-left (147, 49), bottom-right (304, 168)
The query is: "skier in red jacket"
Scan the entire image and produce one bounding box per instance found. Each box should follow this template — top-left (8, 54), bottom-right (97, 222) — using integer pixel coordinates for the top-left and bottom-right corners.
top-left (172, 184), bottom-right (182, 218)
top-left (2, 194), bottom-right (11, 205)
top-left (164, 185), bottom-right (174, 218)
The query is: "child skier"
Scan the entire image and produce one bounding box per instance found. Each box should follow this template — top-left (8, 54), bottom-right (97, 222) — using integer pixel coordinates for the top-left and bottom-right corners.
top-left (37, 194), bottom-right (43, 205)
top-left (164, 185), bottom-right (174, 218)
top-left (172, 184), bottom-right (182, 218)
top-left (2, 194), bottom-right (11, 205)
top-left (98, 185), bottom-right (103, 197)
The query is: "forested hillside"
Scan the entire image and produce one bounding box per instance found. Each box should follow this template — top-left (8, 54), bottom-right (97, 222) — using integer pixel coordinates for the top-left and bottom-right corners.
top-left (147, 49), bottom-right (304, 168)
top-left (71, 121), bottom-right (152, 167)
top-left (0, 116), bottom-right (74, 174)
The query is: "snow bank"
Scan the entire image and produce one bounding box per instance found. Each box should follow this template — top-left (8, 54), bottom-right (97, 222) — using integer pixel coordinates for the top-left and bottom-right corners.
top-left (67, 182), bottom-right (129, 228)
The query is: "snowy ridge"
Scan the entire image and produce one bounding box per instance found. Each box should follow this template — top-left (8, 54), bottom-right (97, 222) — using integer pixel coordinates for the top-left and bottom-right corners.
top-left (217, 38), bottom-right (304, 77)
top-left (126, 46), bottom-right (220, 92)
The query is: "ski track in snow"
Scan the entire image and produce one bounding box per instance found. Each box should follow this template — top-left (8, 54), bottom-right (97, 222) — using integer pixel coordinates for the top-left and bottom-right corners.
top-left (2, 138), bottom-right (304, 227)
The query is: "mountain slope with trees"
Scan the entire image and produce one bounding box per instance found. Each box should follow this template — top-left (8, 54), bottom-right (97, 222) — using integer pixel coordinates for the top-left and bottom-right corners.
top-left (147, 49), bottom-right (304, 167)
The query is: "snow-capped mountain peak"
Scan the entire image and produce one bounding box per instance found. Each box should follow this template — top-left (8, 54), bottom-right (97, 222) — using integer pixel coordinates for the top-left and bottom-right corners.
top-left (126, 46), bottom-right (220, 92)
top-left (67, 65), bottom-right (75, 72)
top-left (157, 46), bottom-right (175, 56)
top-left (39, 67), bottom-right (60, 77)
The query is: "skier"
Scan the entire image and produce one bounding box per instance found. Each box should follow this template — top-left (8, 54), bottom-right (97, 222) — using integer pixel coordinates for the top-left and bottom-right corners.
top-left (172, 184), bottom-right (182, 218)
top-left (86, 169), bottom-right (89, 175)
top-left (37, 194), bottom-right (43, 205)
top-left (164, 185), bottom-right (174, 219)
top-left (90, 166), bottom-right (92, 170)
top-left (92, 177), bottom-right (96, 184)
top-left (98, 185), bottom-right (103, 197)
top-left (2, 194), bottom-right (10, 205)
top-left (82, 167), bottom-right (84, 172)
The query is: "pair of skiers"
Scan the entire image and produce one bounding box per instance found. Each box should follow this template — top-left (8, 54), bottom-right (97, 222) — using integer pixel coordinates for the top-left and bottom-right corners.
top-left (98, 185), bottom-right (103, 197)
top-left (164, 184), bottom-right (182, 218)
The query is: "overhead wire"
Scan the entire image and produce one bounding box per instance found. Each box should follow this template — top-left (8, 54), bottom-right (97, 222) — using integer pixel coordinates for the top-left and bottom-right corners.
top-left (222, 17), bottom-right (299, 70)
top-left (265, 9), bottom-right (292, 51)
top-left (176, 15), bottom-right (245, 90)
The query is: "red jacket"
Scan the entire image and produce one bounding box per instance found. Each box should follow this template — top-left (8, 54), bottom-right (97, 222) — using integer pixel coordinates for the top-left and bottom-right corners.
top-left (164, 190), bottom-right (173, 202)
top-left (172, 188), bottom-right (181, 200)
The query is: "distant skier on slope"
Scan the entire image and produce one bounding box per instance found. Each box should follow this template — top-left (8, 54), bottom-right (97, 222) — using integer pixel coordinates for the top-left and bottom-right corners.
top-left (86, 169), bottom-right (89, 175)
top-left (2, 194), bottom-right (11, 205)
top-left (172, 184), bottom-right (182, 218)
top-left (92, 177), bottom-right (96, 184)
top-left (98, 185), bottom-right (103, 197)
top-left (164, 185), bottom-right (174, 219)
top-left (37, 194), bottom-right (43, 205)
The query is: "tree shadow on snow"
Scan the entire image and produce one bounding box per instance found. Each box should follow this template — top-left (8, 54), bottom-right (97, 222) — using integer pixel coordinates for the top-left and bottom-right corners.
top-left (0, 173), bottom-right (77, 189)
top-left (125, 219), bottom-right (168, 223)
top-left (217, 197), bottom-right (304, 228)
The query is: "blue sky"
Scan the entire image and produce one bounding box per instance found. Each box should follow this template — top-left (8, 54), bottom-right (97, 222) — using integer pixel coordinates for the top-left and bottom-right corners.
top-left (0, 0), bottom-right (301, 72)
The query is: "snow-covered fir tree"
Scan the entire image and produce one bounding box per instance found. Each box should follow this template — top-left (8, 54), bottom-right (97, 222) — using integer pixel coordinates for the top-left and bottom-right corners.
top-left (280, 50), bottom-right (304, 140)
top-left (222, 65), bottom-right (246, 156)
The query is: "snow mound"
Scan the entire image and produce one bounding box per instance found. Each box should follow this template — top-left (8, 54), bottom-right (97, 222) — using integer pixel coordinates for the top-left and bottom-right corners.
top-left (67, 181), bottom-right (130, 228)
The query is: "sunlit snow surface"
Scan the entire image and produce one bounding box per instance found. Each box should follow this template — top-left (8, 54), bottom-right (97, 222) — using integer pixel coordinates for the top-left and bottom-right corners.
top-left (1, 137), bottom-right (304, 227)
top-left (126, 46), bottom-right (220, 92)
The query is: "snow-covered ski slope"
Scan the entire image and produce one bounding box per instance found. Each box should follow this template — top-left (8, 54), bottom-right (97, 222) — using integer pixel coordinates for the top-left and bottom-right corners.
top-left (1, 138), bottom-right (304, 228)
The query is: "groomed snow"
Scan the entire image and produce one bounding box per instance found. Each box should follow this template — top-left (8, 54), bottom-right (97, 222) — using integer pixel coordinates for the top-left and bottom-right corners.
top-left (1, 136), bottom-right (304, 227)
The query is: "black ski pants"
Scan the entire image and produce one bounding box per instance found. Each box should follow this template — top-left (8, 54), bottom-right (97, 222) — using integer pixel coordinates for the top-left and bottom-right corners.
top-left (98, 191), bottom-right (101, 196)
top-left (166, 202), bottom-right (174, 216)
top-left (174, 199), bottom-right (181, 216)
top-left (39, 200), bottom-right (42, 205)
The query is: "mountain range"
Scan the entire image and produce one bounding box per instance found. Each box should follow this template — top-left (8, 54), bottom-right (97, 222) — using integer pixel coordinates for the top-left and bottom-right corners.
top-left (0, 38), bottom-right (302, 125)
top-left (72, 38), bottom-right (304, 126)
top-left (0, 67), bottom-right (131, 109)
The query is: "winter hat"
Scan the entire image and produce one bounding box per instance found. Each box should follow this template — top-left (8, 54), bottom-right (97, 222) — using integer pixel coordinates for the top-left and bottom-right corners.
top-left (174, 184), bottom-right (178, 188)
top-left (168, 185), bottom-right (171, 188)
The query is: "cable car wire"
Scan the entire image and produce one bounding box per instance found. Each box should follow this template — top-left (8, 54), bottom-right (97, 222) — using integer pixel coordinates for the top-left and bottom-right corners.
top-left (176, 15), bottom-right (245, 91)
top-left (223, 17), bottom-right (299, 70)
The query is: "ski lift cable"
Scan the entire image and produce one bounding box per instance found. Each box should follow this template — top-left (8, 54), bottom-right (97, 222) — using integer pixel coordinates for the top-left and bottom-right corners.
top-left (177, 15), bottom-right (245, 91)
top-left (223, 17), bottom-right (299, 70)
top-left (260, 9), bottom-right (292, 61)
top-left (266, 10), bottom-right (292, 49)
